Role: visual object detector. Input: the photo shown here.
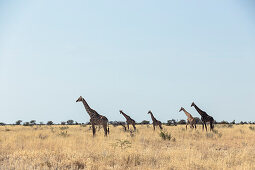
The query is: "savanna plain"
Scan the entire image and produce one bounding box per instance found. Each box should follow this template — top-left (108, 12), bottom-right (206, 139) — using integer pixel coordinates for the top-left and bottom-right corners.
top-left (0, 124), bottom-right (255, 170)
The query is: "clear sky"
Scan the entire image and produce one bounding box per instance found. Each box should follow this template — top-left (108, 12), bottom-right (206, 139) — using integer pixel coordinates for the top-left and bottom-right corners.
top-left (0, 0), bottom-right (255, 124)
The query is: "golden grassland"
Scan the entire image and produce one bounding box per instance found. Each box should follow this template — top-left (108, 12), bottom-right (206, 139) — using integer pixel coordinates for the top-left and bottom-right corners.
top-left (0, 124), bottom-right (255, 170)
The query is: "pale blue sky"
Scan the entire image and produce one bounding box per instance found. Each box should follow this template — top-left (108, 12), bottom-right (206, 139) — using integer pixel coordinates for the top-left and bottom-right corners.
top-left (0, 0), bottom-right (255, 124)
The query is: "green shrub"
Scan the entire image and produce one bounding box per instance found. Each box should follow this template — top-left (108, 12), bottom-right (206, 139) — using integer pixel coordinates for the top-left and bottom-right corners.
top-left (159, 131), bottom-right (172, 140)
top-left (249, 126), bottom-right (255, 131)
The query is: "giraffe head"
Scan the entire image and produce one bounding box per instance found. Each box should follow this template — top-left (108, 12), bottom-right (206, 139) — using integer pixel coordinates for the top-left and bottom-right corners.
top-left (191, 102), bottom-right (195, 107)
top-left (119, 110), bottom-right (123, 114)
top-left (76, 96), bottom-right (83, 102)
top-left (179, 107), bottom-right (184, 112)
top-left (148, 110), bottom-right (152, 114)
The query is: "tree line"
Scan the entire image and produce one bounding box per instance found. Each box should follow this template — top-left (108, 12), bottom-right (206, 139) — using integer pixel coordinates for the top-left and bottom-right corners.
top-left (0, 119), bottom-right (254, 126)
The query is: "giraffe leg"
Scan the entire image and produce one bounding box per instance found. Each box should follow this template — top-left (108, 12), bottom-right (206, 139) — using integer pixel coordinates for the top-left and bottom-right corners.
top-left (127, 123), bottom-right (129, 130)
top-left (195, 123), bottom-right (197, 129)
top-left (159, 124), bottom-right (163, 130)
top-left (210, 121), bottom-right (213, 131)
top-left (186, 123), bottom-right (188, 130)
top-left (133, 123), bottom-right (136, 131)
top-left (190, 124), bottom-right (194, 129)
top-left (153, 124), bottom-right (155, 131)
top-left (202, 123), bottom-right (204, 131)
top-left (107, 123), bottom-right (110, 134)
top-left (204, 122), bottom-right (207, 131)
top-left (92, 123), bottom-right (96, 136)
top-left (103, 123), bottom-right (108, 136)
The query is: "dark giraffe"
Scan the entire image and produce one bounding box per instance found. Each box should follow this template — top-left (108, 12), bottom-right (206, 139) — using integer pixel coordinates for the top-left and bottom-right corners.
top-left (191, 102), bottom-right (214, 131)
top-left (76, 96), bottom-right (109, 136)
top-left (148, 110), bottom-right (163, 130)
top-left (179, 107), bottom-right (196, 130)
top-left (119, 110), bottom-right (136, 130)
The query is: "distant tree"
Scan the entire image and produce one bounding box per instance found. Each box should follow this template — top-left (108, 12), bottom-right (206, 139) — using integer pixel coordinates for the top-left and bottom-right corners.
top-left (75, 121), bottom-right (79, 125)
top-left (47, 121), bottom-right (53, 125)
top-left (194, 117), bottom-right (202, 124)
top-left (67, 120), bottom-right (74, 125)
top-left (109, 121), bottom-right (126, 127)
top-left (0, 122), bottom-right (6, 126)
top-left (30, 120), bottom-right (36, 125)
top-left (109, 121), bottom-right (117, 126)
top-left (140, 120), bottom-right (150, 125)
top-left (23, 122), bottom-right (30, 126)
top-left (219, 120), bottom-right (229, 124)
top-left (15, 120), bottom-right (22, 125)
top-left (61, 121), bottom-right (66, 125)
top-left (177, 119), bottom-right (186, 125)
top-left (230, 120), bottom-right (235, 124)
top-left (166, 119), bottom-right (177, 126)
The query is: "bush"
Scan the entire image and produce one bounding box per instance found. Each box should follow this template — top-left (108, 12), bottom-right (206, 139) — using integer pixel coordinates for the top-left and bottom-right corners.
top-left (47, 121), bottom-right (54, 125)
top-left (159, 131), bottom-right (172, 140)
top-left (206, 133), bottom-right (214, 139)
top-left (249, 126), bottom-right (255, 131)
top-left (59, 126), bottom-right (69, 130)
top-left (59, 131), bottom-right (69, 137)
top-left (23, 122), bottom-right (30, 126)
top-left (194, 117), bottom-right (202, 124)
top-left (15, 120), bottom-right (22, 125)
top-left (166, 119), bottom-right (177, 126)
top-left (30, 120), bottom-right (36, 125)
top-left (240, 121), bottom-right (248, 125)
top-left (109, 121), bottom-right (126, 127)
top-left (177, 119), bottom-right (186, 125)
top-left (140, 120), bottom-right (150, 125)
top-left (230, 120), bottom-right (235, 124)
top-left (67, 120), bottom-right (74, 125)
top-left (219, 120), bottom-right (229, 124)
top-left (0, 122), bottom-right (6, 126)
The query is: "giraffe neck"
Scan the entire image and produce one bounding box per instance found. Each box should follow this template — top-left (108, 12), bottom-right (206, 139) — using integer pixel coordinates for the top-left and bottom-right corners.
top-left (193, 104), bottom-right (205, 117)
top-left (121, 111), bottom-right (130, 120)
top-left (149, 112), bottom-right (157, 122)
top-left (81, 98), bottom-right (93, 117)
top-left (182, 108), bottom-right (193, 119)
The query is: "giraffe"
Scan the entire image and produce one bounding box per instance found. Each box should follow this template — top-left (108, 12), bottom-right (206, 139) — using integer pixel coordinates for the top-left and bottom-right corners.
top-left (76, 96), bottom-right (109, 136)
top-left (191, 102), bottom-right (214, 131)
top-left (119, 110), bottom-right (136, 130)
top-left (179, 107), bottom-right (196, 130)
top-left (147, 110), bottom-right (163, 130)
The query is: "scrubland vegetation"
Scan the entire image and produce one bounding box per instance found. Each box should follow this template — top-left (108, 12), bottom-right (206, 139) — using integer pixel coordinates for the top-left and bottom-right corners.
top-left (0, 124), bottom-right (255, 169)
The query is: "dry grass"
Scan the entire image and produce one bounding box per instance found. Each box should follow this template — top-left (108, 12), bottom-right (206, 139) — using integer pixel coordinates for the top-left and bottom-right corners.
top-left (0, 124), bottom-right (255, 169)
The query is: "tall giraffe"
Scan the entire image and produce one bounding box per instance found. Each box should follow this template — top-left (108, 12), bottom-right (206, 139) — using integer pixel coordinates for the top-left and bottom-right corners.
top-left (148, 110), bottom-right (163, 130)
top-left (76, 96), bottom-right (109, 136)
top-left (191, 102), bottom-right (214, 131)
top-left (179, 107), bottom-right (196, 130)
top-left (119, 110), bottom-right (136, 130)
